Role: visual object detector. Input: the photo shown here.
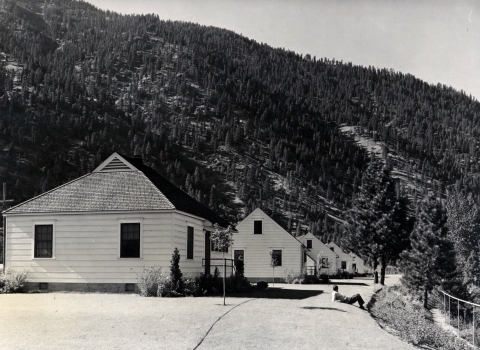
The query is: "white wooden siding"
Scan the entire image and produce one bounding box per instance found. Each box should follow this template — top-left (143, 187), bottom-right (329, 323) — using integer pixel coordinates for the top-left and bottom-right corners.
top-left (233, 209), bottom-right (303, 279)
top-left (5, 210), bottom-right (207, 284)
top-left (299, 233), bottom-right (338, 274)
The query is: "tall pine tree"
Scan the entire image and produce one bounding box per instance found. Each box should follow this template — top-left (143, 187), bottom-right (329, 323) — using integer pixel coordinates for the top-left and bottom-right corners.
top-left (400, 196), bottom-right (456, 308)
top-left (343, 159), bottom-right (412, 284)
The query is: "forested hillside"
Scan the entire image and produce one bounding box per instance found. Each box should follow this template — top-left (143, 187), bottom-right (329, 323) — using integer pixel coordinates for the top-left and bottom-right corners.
top-left (1, 0), bottom-right (479, 243)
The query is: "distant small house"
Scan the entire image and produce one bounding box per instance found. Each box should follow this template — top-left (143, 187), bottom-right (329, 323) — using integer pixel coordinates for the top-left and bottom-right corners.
top-left (2, 153), bottom-right (230, 292)
top-left (232, 208), bottom-right (311, 282)
top-left (326, 242), bottom-right (365, 274)
top-left (298, 232), bottom-right (338, 275)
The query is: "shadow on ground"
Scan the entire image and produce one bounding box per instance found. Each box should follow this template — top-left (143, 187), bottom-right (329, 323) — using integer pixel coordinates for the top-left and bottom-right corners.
top-left (301, 306), bottom-right (347, 312)
top-left (328, 282), bottom-right (369, 286)
top-left (229, 288), bottom-right (324, 300)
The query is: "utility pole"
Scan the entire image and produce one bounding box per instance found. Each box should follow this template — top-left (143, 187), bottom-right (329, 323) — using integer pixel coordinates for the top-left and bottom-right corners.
top-left (1, 183), bottom-right (14, 210)
top-left (1, 182), bottom-right (14, 270)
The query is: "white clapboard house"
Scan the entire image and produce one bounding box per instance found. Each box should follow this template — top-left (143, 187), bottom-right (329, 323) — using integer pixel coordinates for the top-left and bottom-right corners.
top-left (298, 232), bottom-right (338, 275)
top-left (232, 208), bottom-right (314, 282)
top-left (326, 242), bottom-right (365, 274)
top-left (2, 153), bottom-right (230, 292)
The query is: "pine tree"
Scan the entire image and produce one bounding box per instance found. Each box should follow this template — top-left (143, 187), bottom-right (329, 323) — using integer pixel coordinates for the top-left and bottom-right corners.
top-left (446, 189), bottom-right (480, 286)
top-left (170, 247), bottom-right (184, 295)
top-left (343, 159), bottom-right (411, 285)
top-left (400, 196), bottom-right (456, 308)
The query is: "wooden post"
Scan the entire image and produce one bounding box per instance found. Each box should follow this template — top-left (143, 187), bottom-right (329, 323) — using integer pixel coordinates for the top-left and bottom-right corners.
top-left (223, 258), bottom-right (226, 306)
top-left (458, 299), bottom-right (460, 337)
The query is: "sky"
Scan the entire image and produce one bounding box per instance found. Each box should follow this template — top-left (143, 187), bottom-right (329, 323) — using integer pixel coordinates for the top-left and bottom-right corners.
top-left (86, 0), bottom-right (480, 100)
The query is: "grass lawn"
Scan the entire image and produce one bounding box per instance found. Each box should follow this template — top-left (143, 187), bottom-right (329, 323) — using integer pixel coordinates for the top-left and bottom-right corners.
top-left (0, 276), bottom-right (415, 350)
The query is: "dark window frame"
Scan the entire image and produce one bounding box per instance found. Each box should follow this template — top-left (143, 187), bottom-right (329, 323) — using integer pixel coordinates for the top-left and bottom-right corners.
top-left (253, 220), bottom-right (263, 234)
top-left (34, 225), bottom-right (53, 258)
top-left (341, 261), bottom-right (347, 269)
top-left (187, 226), bottom-right (194, 259)
top-left (306, 240), bottom-right (312, 249)
top-left (120, 223), bottom-right (141, 258)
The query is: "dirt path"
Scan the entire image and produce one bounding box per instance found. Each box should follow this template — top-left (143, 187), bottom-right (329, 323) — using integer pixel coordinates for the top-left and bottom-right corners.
top-left (197, 275), bottom-right (415, 350)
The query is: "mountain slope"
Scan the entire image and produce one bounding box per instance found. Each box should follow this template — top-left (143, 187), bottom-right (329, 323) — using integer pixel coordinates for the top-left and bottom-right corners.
top-left (0, 0), bottom-right (479, 242)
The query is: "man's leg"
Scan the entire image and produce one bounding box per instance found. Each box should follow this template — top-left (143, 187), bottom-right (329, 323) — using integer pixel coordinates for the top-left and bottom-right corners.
top-left (349, 294), bottom-right (365, 306)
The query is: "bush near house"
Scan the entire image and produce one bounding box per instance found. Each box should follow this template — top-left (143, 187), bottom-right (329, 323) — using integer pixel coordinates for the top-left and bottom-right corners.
top-left (370, 285), bottom-right (471, 350)
top-left (0, 268), bottom-right (28, 293)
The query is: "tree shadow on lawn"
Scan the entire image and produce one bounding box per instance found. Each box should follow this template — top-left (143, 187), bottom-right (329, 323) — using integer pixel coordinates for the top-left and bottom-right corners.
top-left (228, 288), bottom-right (324, 300)
top-left (301, 306), bottom-right (347, 312)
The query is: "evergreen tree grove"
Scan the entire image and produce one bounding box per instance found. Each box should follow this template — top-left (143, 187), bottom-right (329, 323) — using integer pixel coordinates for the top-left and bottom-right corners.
top-left (400, 196), bottom-right (456, 308)
top-left (342, 159), bottom-right (412, 285)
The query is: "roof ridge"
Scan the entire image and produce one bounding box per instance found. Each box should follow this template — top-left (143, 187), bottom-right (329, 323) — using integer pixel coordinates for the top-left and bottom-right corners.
top-left (2, 173), bottom-right (92, 214)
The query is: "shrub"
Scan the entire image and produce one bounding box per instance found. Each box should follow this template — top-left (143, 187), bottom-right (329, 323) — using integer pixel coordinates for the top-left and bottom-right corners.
top-left (1, 268), bottom-right (28, 293)
top-left (137, 266), bottom-right (163, 297)
top-left (319, 273), bottom-right (330, 284)
top-left (183, 278), bottom-right (198, 297)
top-left (370, 285), bottom-right (471, 350)
top-left (256, 281), bottom-right (268, 290)
top-left (196, 272), bottom-right (223, 295)
top-left (227, 274), bottom-right (254, 293)
top-left (302, 274), bottom-right (320, 284)
top-left (283, 269), bottom-right (302, 284)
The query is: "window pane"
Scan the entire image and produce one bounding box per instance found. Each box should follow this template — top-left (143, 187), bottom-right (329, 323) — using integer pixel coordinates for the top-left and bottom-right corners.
top-left (187, 227), bottom-right (194, 259)
top-left (35, 225), bottom-right (53, 258)
top-left (307, 240), bottom-right (312, 249)
top-left (272, 250), bottom-right (282, 266)
top-left (120, 223), bottom-right (140, 258)
top-left (254, 220), bottom-right (262, 234)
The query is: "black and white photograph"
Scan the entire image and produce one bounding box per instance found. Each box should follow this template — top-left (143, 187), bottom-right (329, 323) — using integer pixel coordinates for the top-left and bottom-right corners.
top-left (0, 0), bottom-right (479, 349)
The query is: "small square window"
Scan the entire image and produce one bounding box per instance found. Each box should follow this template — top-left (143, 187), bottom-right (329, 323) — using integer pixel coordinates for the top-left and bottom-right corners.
top-left (125, 283), bottom-right (136, 292)
top-left (341, 261), bottom-right (347, 269)
top-left (330, 247), bottom-right (334, 252)
top-left (254, 220), bottom-right (262, 234)
top-left (306, 240), bottom-right (312, 249)
top-left (39, 283), bottom-right (48, 290)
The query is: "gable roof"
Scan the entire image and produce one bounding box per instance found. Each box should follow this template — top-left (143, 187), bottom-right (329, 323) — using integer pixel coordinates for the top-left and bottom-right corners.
top-left (3, 153), bottom-right (230, 227)
top-left (301, 232), bottom-right (339, 257)
top-left (237, 208), bottom-right (307, 248)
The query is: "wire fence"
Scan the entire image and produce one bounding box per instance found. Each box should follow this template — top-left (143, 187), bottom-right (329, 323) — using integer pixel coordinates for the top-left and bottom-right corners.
top-left (438, 289), bottom-right (480, 348)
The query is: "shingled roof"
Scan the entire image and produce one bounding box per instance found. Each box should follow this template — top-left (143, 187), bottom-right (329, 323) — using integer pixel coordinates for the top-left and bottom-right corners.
top-left (3, 153), bottom-right (230, 227)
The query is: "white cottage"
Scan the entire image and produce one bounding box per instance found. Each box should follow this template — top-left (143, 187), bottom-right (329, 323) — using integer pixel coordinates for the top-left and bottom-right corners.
top-left (326, 242), bottom-right (365, 274)
top-left (2, 153), bottom-right (230, 292)
top-left (298, 232), bottom-right (338, 275)
top-left (232, 208), bottom-right (311, 282)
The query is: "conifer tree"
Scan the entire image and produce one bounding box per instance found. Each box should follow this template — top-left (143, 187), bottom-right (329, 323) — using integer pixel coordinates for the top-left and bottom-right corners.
top-left (170, 247), bottom-right (184, 294)
top-left (343, 159), bottom-right (411, 285)
top-left (400, 196), bottom-right (456, 308)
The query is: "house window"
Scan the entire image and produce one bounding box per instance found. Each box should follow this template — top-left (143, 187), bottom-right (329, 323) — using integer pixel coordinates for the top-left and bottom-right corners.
top-left (321, 258), bottom-right (329, 268)
top-left (330, 247), bottom-right (334, 252)
top-left (254, 220), bottom-right (262, 234)
top-left (303, 251), bottom-right (307, 263)
top-left (34, 225), bottom-right (53, 258)
top-left (341, 261), bottom-right (347, 269)
top-left (120, 223), bottom-right (140, 258)
top-left (187, 226), bottom-right (194, 259)
top-left (271, 250), bottom-right (282, 266)
top-left (306, 240), bottom-right (312, 249)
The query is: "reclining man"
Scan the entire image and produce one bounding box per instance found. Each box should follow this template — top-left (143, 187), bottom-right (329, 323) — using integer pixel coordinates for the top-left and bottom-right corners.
top-left (331, 285), bottom-right (365, 309)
